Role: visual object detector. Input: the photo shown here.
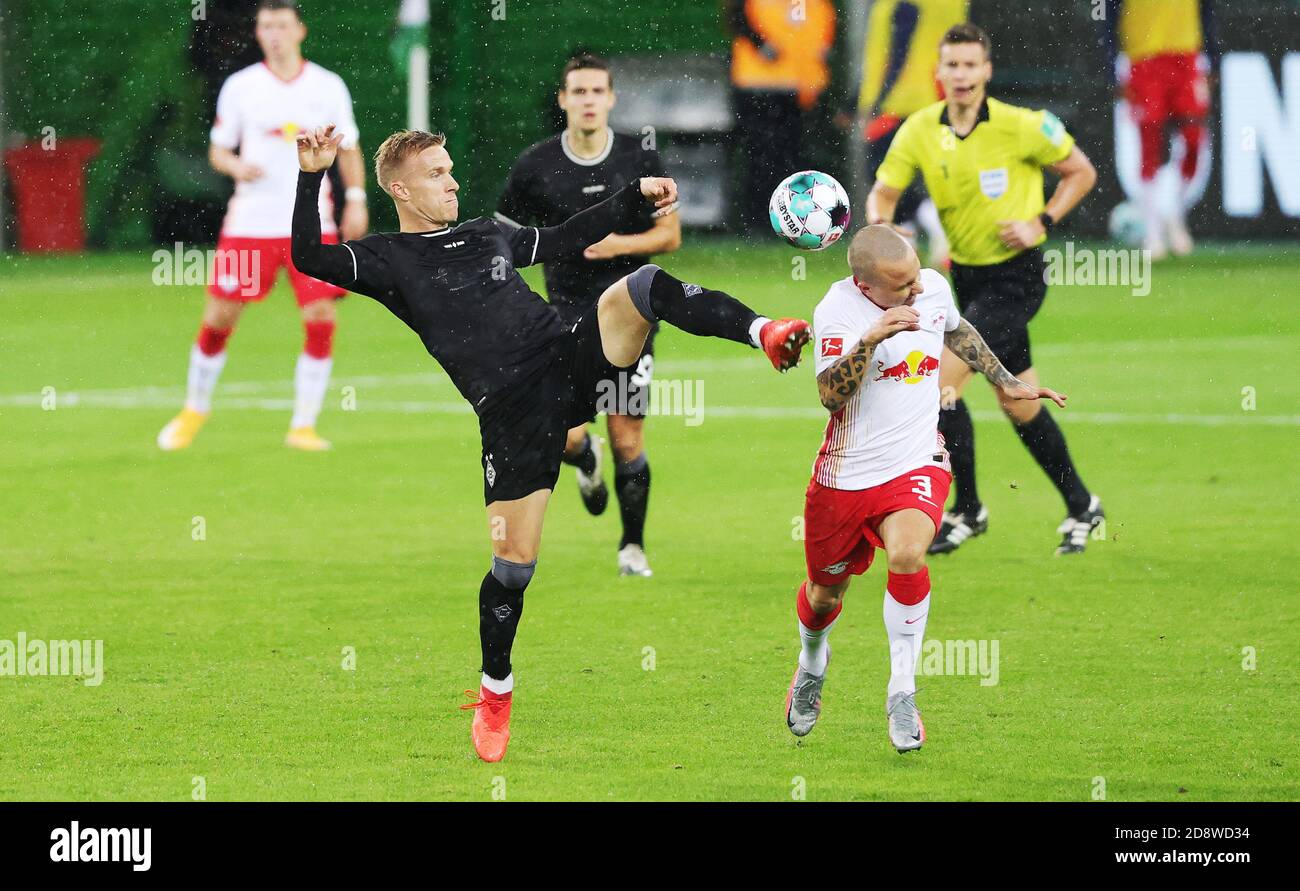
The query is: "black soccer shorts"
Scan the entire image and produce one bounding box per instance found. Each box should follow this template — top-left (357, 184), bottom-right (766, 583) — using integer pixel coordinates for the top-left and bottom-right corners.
top-left (949, 247), bottom-right (1047, 377)
top-left (477, 309), bottom-right (639, 505)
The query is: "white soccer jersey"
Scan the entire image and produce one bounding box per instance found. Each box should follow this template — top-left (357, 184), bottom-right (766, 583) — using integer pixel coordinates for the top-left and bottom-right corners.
top-left (210, 60), bottom-right (360, 238)
top-left (811, 268), bottom-right (960, 490)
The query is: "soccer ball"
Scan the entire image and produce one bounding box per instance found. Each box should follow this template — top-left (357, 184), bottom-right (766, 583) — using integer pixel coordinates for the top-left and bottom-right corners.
top-left (769, 170), bottom-right (852, 251)
top-left (1108, 201), bottom-right (1145, 247)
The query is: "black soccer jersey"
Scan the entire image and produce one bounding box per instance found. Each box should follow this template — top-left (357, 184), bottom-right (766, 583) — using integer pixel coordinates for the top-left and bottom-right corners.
top-left (290, 169), bottom-right (653, 412)
top-left (495, 128), bottom-right (666, 312)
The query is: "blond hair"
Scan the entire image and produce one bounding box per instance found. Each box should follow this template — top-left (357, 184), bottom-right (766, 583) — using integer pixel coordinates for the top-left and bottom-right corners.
top-left (373, 130), bottom-right (446, 197)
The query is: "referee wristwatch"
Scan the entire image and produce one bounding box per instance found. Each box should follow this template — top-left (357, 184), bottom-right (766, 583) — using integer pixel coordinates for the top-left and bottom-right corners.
top-left (1038, 211), bottom-right (1055, 233)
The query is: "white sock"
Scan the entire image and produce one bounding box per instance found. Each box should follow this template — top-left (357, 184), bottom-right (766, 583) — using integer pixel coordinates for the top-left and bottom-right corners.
top-left (1139, 178), bottom-right (1163, 245)
top-left (290, 353), bottom-right (332, 430)
top-left (481, 672), bottom-right (513, 695)
top-left (883, 590), bottom-right (930, 697)
top-left (798, 615), bottom-right (837, 676)
top-left (185, 345), bottom-right (227, 414)
top-left (748, 316), bottom-right (771, 349)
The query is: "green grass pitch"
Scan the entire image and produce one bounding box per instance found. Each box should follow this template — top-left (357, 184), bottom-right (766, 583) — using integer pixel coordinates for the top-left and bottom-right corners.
top-left (1, 241), bottom-right (1296, 801)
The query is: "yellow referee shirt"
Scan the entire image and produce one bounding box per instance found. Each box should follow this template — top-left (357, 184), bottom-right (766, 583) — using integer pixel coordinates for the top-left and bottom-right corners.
top-left (876, 97), bottom-right (1075, 266)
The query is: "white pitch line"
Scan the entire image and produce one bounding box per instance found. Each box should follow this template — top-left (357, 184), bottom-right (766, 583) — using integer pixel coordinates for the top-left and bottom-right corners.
top-left (0, 386), bottom-right (1294, 427)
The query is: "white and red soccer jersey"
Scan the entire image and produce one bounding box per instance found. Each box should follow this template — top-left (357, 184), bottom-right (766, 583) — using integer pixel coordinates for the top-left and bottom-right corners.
top-left (811, 268), bottom-right (960, 490)
top-left (210, 60), bottom-right (360, 238)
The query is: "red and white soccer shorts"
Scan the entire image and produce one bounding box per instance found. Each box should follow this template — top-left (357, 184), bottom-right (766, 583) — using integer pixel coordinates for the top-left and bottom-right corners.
top-left (206, 234), bottom-right (346, 306)
top-left (1127, 51), bottom-right (1209, 129)
top-left (803, 465), bottom-right (951, 588)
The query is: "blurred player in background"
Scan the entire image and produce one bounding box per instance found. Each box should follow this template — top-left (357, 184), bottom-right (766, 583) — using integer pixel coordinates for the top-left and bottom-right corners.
top-left (867, 24), bottom-right (1103, 556)
top-left (786, 226), bottom-right (1067, 751)
top-left (1104, 0), bottom-right (1217, 259)
top-left (158, 0), bottom-right (367, 452)
top-left (839, 0), bottom-right (966, 266)
top-left (496, 54), bottom-right (681, 578)
top-left (727, 0), bottom-right (836, 235)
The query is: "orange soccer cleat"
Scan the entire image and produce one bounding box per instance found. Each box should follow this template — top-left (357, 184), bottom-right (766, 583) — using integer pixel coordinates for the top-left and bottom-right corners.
top-left (461, 686), bottom-right (512, 762)
top-left (759, 318), bottom-right (811, 372)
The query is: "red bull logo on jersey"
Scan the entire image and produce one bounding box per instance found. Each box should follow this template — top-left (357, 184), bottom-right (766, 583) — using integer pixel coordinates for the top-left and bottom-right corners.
top-left (874, 350), bottom-right (940, 384)
top-left (267, 122), bottom-right (303, 143)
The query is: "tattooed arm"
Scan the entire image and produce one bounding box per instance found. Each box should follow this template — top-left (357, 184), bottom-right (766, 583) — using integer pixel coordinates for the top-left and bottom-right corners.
top-left (816, 305), bottom-right (921, 413)
top-left (944, 318), bottom-right (1068, 407)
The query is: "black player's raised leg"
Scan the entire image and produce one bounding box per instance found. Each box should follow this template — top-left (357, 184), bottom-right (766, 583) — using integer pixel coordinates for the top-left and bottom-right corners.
top-left (597, 264), bottom-right (764, 367)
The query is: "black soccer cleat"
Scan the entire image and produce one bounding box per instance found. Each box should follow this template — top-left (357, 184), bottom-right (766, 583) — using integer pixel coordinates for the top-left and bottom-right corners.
top-left (574, 436), bottom-right (608, 516)
top-left (928, 506), bottom-right (989, 555)
top-left (1056, 495), bottom-right (1104, 555)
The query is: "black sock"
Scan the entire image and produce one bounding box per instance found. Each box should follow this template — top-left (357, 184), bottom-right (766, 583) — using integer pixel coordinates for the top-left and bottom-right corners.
top-left (939, 398), bottom-right (981, 514)
top-left (478, 569), bottom-right (527, 681)
top-left (560, 433), bottom-right (598, 476)
top-left (1013, 409), bottom-right (1092, 516)
top-left (614, 453), bottom-right (651, 548)
top-left (646, 268), bottom-right (758, 347)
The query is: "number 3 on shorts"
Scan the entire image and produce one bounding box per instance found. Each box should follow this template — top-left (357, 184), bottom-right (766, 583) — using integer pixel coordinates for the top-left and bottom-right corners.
top-left (910, 475), bottom-right (933, 500)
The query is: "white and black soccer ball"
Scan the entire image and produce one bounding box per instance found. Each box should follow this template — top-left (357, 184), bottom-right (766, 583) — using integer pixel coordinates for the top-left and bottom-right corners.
top-left (1108, 201), bottom-right (1145, 247)
top-left (769, 170), bottom-right (852, 251)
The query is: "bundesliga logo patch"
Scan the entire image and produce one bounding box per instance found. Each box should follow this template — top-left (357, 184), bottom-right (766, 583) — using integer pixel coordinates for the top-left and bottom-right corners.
top-left (821, 337), bottom-right (843, 357)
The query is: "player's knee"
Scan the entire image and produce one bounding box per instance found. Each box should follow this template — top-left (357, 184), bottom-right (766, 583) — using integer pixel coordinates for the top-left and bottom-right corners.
top-left (1001, 396), bottom-right (1040, 424)
top-left (609, 426), bottom-right (643, 463)
top-left (301, 299), bottom-right (336, 323)
top-left (564, 426), bottom-right (588, 455)
top-left (491, 555), bottom-right (536, 590)
top-left (887, 543), bottom-right (928, 575)
top-left (205, 298), bottom-right (245, 329)
top-left (807, 582), bottom-right (844, 613)
top-left (623, 264), bottom-right (661, 324)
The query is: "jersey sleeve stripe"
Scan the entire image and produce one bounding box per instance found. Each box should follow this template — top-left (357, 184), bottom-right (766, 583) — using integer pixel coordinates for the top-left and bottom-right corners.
top-left (341, 242), bottom-right (359, 284)
top-left (493, 211), bottom-right (523, 229)
top-left (529, 227), bottom-right (540, 265)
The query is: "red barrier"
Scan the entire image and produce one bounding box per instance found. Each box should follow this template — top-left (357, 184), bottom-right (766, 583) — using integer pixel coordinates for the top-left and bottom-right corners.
top-left (3, 139), bottom-right (101, 253)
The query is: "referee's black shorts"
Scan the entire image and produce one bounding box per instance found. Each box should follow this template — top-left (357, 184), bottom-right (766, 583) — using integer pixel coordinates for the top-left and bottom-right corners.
top-left (949, 248), bottom-right (1047, 377)
top-left (477, 309), bottom-right (639, 505)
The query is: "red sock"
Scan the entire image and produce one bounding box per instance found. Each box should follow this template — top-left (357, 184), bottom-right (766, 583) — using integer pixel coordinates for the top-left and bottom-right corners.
top-left (796, 580), bottom-right (841, 630)
top-left (196, 324), bottom-right (232, 357)
top-left (303, 320), bottom-right (335, 359)
top-left (886, 568), bottom-right (931, 606)
top-left (1178, 121), bottom-right (1204, 181)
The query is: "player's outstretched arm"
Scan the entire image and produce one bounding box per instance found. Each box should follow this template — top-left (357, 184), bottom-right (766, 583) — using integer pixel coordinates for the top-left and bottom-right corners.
top-left (528, 177), bottom-right (678, 266)
top-left (290, 126), bottom-right (360, 288)
top-left (944, 319), bottom-right (1067, 407)
top-left (816, 305), bottom-right (920, 413)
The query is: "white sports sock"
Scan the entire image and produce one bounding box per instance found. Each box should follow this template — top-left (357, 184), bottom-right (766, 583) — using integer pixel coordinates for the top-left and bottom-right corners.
top-left (883, 590), bottom-right (930, 697)
top-left (748, 316), bottom-right (771, 349)
top-left (798, 615), bottom-right (837, 676)
top-left (185, 345), bottom-right (227, 414)
top-left (1139, 178), bottom-right (1163, 246)
top-left (481, 672), bottom-right (513, 695)
top-left (290, 353), bottom-right (333, 430)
